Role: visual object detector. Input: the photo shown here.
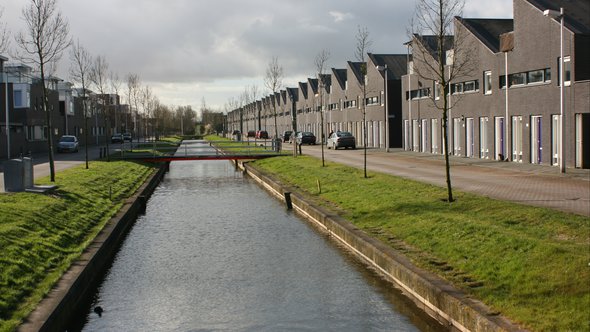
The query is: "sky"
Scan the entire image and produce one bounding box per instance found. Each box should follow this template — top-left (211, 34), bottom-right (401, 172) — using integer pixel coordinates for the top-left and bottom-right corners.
top-left (1, 0), bottom-right (513, 112)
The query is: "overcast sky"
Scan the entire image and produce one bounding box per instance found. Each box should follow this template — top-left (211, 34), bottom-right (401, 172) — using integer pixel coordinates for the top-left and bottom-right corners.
top-left (2, 0), bottom-right (512, 111)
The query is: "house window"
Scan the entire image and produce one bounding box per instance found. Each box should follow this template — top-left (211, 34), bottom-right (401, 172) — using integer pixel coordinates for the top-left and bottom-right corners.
top-left (26, 125), bottom-right (47, 141)
top-left (13, 83), bottom-right (30, 108)
top-left (484, 71), bottom-right (492, 95)
top-left (527, 70), bottom-right (544, 84)
top-left (366, 96), bottom-right (379, 106)
top-left (434, 81), bottom-right (441, 100)
top-left (509, 73), bottom-right (526, 86)
top-left (564, 56), bottom-right (571, 86)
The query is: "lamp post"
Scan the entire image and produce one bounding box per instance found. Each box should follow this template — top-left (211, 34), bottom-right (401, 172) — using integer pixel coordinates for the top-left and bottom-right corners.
top-left (543, 7), bottom-right (565, 173)
top-left (376, 64), bottom-right (389, 152)
top-left (4, 68), bottom-right (9, 159)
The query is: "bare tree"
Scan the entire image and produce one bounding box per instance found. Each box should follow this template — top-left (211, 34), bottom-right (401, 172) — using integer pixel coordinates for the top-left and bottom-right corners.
top-left (248, 84), bottom-right (260, 130)
top-left (90, 55), bottom-right (113, 160)
top-left (315, 49), bottom-right (330, 167)
top-left (126, 73), bottom-right (141, 141)
top-left (110, 71), bottom-right (123, 133)
top-left (0, 7), bottom-right (9, 53)
top-left (354, 25), bottom-right (373, 178)
top-left (264, 56), bottom-right (283, 139)
top-left (69, 39), bottom-right (92, 169)
top-left (410, 0), bottom-right (472, 202)
top-left (15, 0), bottom-right (71, 182)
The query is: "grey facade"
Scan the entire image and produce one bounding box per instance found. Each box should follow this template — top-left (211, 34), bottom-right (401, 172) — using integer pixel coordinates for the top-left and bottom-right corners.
top-left (401, 0), bottom-right (590, 169)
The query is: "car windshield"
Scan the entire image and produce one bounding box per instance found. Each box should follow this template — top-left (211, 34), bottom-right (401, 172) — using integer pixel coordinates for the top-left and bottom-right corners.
top-left (60, 136), bottom-right (75, 142)
top-left (338, 132), bottom-right (353, 137)
top-left (302, 132), bottom-right (313, 136)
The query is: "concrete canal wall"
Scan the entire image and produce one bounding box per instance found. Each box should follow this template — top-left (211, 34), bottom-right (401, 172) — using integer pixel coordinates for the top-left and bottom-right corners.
top-left (242, 162), bottom-right (525, 332)
top-left (18, 163), bottom-right (169, 332)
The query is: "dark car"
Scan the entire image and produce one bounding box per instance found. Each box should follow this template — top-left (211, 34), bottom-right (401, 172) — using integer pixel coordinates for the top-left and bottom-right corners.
top-left (282, 131), bottom-right (292, 142)
top-left (247, 130), bottom-right (256, 138)
top-left (123, 133), bottom-right (132, 142)
top-left (327, 131), bottom-right (356, 150)
top-left (296, 131), bottom-right (316, 145)
top-left (232, 130), bottom-right (240, 135)
top-left (255, 130), bottom-right (269, 139)
top-left (57, 135), bottom-right (79, 153)
top-left (111, 134), bottom-right (123, 144)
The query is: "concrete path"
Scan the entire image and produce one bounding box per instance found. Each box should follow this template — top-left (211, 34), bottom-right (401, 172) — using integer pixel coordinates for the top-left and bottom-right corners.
top-left (294, 144), bottom-right (590, 217)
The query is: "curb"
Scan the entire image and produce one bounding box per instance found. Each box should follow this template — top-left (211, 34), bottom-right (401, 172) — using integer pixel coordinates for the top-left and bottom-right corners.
top-left (243, 162), bottom-right (526, 332)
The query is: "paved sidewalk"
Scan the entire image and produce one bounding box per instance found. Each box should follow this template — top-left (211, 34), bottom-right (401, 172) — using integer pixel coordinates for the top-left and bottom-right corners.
top-left (296, 144), bottom-right (590, 217)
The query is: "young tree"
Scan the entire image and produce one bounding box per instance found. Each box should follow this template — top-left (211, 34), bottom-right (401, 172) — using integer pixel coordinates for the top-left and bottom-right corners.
top-left (315, 49), bottom-right (330, 167)
top-left (410, 0), bottom-right (472, 202)
top-left (90, 55), bottom-right (111, 160)
top-left (126, 73), bottom-right (141, 141)
top-left (110, 71), bottom-right (123, 133)
top-left (264, 56), bottom-right (283, 139)
top-left (69, 40), bottom-right (92, 169)
top-left (354, 25), bottom-right (373, 178)
top-left (16, 0), bottom-right (71, 182)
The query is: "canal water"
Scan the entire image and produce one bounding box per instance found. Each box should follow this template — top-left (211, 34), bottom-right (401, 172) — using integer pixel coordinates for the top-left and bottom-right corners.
top-left (74, 141), bottom-right (445, 331)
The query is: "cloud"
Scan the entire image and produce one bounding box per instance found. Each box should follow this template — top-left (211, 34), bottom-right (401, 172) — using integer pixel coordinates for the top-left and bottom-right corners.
top-left (2, 0), bottom-right (513, 109)
top-left (329, 11), bottom-right (354, 23)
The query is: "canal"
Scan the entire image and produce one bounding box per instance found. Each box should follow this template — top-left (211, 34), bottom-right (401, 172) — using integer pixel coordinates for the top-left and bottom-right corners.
top-left (71, 141), bottom-right (445, 331)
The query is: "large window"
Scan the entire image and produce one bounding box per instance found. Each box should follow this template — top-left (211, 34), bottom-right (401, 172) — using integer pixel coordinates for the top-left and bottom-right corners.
top-left (13, 83), bottom-right (30, 108)
top-left (451, 80), bottom-right (479, 95)
top-left (500, 68), bottom-right (551, 88)
top-left (365, 96), bottom-right (379, 106)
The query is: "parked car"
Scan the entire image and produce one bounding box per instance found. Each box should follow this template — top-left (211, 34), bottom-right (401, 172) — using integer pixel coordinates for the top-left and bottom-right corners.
top-left (57, 135), bottom-right (79, 153)
top-left (111, 133), bottom-right (123, 144)
top-left (123, 133), bottom-right (132, 141)
top-left (327, 131), bottom-right (356, 150)
top-left (247, 130), bottom-right (256, 138)
top-left (296, 131), bottom-right (316, 145)
top-left (232, 130), bottom-right (240, 135)
top-left (255, 130), bottom-right (269, 139)
top-left (282, 131), bottom-right (292, 142)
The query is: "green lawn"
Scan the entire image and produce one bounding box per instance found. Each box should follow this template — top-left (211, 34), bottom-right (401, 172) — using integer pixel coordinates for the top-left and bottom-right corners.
top-left (0, 160), bottom-right (156, 332)
top-left (251, 155), bottom-right (590, 332)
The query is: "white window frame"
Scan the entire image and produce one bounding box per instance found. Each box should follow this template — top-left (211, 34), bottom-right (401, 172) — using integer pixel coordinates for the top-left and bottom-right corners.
top-left (484, 71), bottom-right (492, 95)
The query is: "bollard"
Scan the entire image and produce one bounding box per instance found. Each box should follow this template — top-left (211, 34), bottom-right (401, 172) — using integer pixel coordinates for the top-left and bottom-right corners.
top-left (284, 192), bottom-right (293, 210)
top-left (99, 148), bottom-right (103, 159)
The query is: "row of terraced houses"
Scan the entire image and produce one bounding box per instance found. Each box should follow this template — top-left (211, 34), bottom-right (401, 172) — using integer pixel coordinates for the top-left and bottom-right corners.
top-left (0, 59), bottom-right (147, 160)
top-left (227, 0), bottom-right (590, 169)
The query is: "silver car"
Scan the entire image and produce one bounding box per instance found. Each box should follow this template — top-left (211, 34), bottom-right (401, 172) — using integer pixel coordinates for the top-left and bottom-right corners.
top-left (57, 135), bottom-right (79, 153)
top-left (327, 131), bottom-right (356, 150)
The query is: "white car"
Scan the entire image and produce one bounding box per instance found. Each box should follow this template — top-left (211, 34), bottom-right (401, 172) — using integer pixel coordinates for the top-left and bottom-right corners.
top-left (57, 135), bottom-right (79, 153)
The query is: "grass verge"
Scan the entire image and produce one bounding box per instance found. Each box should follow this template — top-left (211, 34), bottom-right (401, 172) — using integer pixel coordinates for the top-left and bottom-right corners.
top-left (0, 160), bottom-right (157, 332)
top-left (250, 155), bottom-right (590, 332)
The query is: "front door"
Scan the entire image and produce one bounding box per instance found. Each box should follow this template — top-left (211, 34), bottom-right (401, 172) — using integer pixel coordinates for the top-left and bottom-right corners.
top-left (495, 117), bottom-right (505, 160)
top-left (512, 115), bottom-right (523, 162)
top-left (531, 116), bottom-right (542, 164)
top-left (466, 117), bottom-right (474, 158)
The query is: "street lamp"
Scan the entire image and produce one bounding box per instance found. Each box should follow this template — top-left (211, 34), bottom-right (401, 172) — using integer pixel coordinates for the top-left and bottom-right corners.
top-left (543, 7), bottom-right (565, 173)
top-left (1, 55), bottom-right (9, 159)
top-left (376, 64), bottom-right (389, 152)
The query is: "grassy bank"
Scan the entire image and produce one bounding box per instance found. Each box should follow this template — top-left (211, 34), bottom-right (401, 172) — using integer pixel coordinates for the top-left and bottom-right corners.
top-left (250, 155), bottom-right (589, 332)
top-left (0, 160), bottom-right (157, 332)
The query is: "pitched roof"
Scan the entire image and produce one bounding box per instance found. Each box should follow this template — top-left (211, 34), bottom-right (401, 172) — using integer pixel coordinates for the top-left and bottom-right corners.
top-left (287, 87), bottom-right (298, 102)
top-left (298, 82), bottom-right (308, 99)
top-left (308, 78), bottom-right (319, 94)
top-left (412, 35), bottom-right (454, 61)
top-left (331, 68), bottom-right (347, 90)
top-left (367, 53), bottom-right (408, 79)
top-left (458, 18), bottom-right (514, 53)
top-left (347, 61), bottom-right (365, 84)
top-left (526, 0), bottom-right (590, 34)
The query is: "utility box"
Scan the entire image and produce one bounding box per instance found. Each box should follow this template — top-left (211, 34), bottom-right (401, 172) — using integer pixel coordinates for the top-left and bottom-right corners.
top-left (3, 159), bottom-right (25, 192)
top-left (23, 157), bottom-right (33, 189)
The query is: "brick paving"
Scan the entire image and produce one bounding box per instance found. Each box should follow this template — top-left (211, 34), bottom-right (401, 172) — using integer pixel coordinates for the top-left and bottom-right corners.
top-left (298, 145), bottom-right (590, 217)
